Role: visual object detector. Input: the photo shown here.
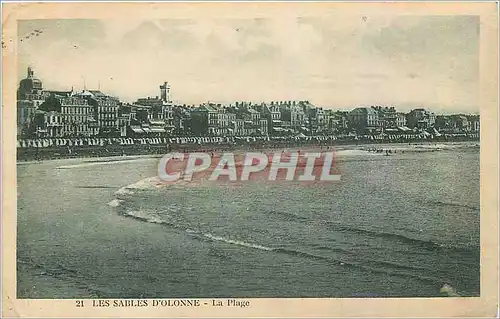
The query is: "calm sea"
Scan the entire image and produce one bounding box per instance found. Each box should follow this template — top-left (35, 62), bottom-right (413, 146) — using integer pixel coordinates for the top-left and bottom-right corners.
top-left (17, 143), bottom-right (480, 298)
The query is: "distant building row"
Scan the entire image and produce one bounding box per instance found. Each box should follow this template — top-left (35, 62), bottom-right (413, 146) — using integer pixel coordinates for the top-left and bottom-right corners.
top-left (17, 67), bottom-right (480, 138)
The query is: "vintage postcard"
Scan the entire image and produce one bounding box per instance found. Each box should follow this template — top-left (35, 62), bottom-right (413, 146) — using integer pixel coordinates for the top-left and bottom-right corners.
top-left (2, 1), bottom-right (499, 318)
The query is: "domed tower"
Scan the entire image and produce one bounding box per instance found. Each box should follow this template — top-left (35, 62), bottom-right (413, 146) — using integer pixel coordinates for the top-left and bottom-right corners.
top-left (18, 67), bottom-right (43, 100)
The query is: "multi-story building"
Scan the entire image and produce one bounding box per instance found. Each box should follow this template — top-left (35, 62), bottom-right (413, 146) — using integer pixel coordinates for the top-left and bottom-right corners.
top-left (38, 94), bottom-right (98, 137)
top-left (172, 105), bottom-right (193, 136)
top-left (134, 81), bottom-right (175, 134)
top-left (395, 112), bottom-right (407, 128)
top-left (435, 114), bottom-right (478, 133)
top-left (279, 101), bottom-right (306, 134)
top-left (304, 103), bottom-right (326, 134)
top-left (190, 103), bottom-right (219, 136)
top-left (449, 115), bottom-right (469, 132)
top-left (348, 107), bottom-right (380, 133)
top-left (291, 101), bottom-right (307, 132)
top-left (33, 110), bottom-right (64, 137)
top-left (435, 115), bottom-right (451, 132)
top-left (407, 108), bottom-right (436, 129)
top-left (261, 102), bottom-right (282, 135)
top-left (371, 106), bottom-right (397, 128)
top-left (466, 115), bottom-right (480, 132)
top-left (117, 104), bottom-right (133, 137)
top-left (76, 90), bottom-right (120, 136)
top-left (17, 67), bottom-right (47, 136)
top-left (324, 110), bottom-right (349, 134)
top-left (234, 104), bottom-right (262, 135)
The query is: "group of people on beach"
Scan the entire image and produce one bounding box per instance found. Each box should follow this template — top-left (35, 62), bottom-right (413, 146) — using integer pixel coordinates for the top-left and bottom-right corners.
top-left (366, 148), bottom-right (403, 155)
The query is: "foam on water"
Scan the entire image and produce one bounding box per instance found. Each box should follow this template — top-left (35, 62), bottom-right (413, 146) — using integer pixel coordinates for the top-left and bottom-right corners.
top-left (107, 199), bottom-right (124, 207)
top-left (117, 208), bottom-right (450, 287)
top-left (202, 233), bottom-right (274, 251)
top-left (114, 176), bottom-right (164, 196)
top-left (440, 283), bottom-right (460, 296)
top-left (123, 210), bottom-right (171, 225)
top-left (120, 209), bottom-right (273, 251)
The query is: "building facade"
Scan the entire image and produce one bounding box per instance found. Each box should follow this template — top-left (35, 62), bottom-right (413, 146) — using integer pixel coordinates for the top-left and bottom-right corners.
top-left (17, 67), bottom-right (47, 136)
top-left (348, 107), bottom-right (380, 133)
top-left (407, 108), bottom-right (436, 129)
top-left (37, 94), bottom-right (98, 137)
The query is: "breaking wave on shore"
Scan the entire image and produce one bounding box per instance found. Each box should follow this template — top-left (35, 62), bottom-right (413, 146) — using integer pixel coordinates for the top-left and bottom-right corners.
top-left (109, 208), bottom-right (467, 290)
top-left (99, 142), bottom-right (479, 297)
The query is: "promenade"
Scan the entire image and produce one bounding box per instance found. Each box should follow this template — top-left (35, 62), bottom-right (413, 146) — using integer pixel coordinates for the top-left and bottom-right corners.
top-left (17, 132), bottom-right (479, 161)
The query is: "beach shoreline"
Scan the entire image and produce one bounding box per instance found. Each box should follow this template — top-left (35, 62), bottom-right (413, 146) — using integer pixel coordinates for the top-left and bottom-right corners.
top-left (16, 137), bottom-right (479, 163)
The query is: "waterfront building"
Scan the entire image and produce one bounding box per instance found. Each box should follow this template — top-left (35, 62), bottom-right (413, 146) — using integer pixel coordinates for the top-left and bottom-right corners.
top-left (348, 107), bottom-right (380, 133)
top-left (435, 115), bottom-right (453, 133)
top-left (173, 105), bottom-right (193, 136)
top-left (118, 104), bottom-right (133, 137)
top-left (190, 103), bottom-right (219, 136)
top-left (235, 104), bottom-right (262, 136)
top-left (396, 112), bottom-right (407, 128)
top-left (466, 115), bottom-right (480, 132)
top-left (407, 108), bottom-right (436, 129)
top-left (76, 90), bottom-right (120, 136)
top-left (435, 114), bottom-right (478, 133)
top-left (134, 81), bottom-right (175, 134)
top-left (449, 115), bottom-right (470, 132)
top-left (17, 67), bottom-right (47, 136)
top-left (371, 106), bottom-right (397, 128)
top-left (325, 110), bottom-right (349, 134)
top-left (32, 110), bottom-right (63, 137)
top-left (279, 101), bottom-right (306, 134)
top-left (304, 103), bottom-right (327, 134)
top-left (38, 94), bottom-right (98, 137)
top-left (291, 101), bottom-right (307, 132)
top-left (261, 102), bottom-right (282, 135)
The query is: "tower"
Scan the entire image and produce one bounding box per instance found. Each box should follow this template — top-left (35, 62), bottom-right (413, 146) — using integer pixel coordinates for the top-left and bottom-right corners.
top-left (160, 81), bottom-right (171, 103)
top-left (27, 66), bottom-right (34, 78)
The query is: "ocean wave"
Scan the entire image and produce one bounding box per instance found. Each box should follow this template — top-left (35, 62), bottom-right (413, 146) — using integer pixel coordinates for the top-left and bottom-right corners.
top-left (427, 200), bottom-right (480, 211)
top-left (120, 209), bottom-right (273, 251)
top-left (268, 210), bottom-right (308, 222)
top-left (324, 221), bottom-right (478, 253)
top-left (118, 208), bottom-right (445, 285)
top-left (201, 233), bottom-right (274, 251)
top-left (122, 210), bottom-right (173, 226)
top-left (17, 258), bottom-right (104, 298)
top-left (272, 248), bottom-right (441, 284)
top-left (114, 176), bottom-right (205, 197)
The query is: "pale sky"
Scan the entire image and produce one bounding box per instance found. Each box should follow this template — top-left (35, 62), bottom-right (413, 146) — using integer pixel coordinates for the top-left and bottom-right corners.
top-left (17, 16), bottom-right (479, 113)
